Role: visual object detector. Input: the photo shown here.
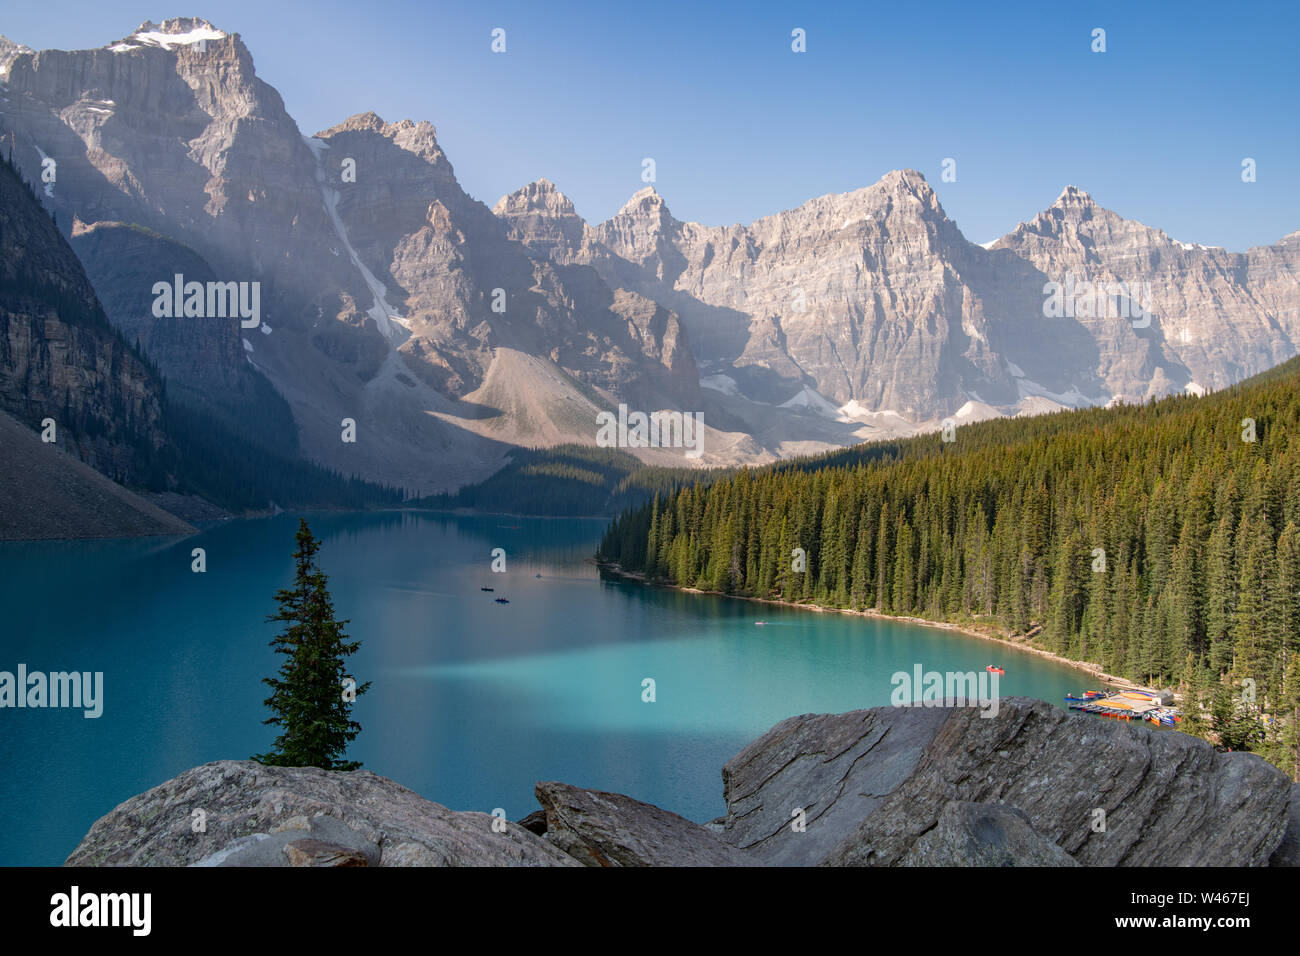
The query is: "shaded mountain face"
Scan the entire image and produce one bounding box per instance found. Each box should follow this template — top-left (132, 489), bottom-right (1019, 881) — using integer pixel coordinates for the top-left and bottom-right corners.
top-left (312, 113), bottom-right (699, 409)
top-left (0, 405), bottom-right (192, 540)
top-left (0, 152), bottom-right (171, 485)
top-left (69, 218), bottom-right (301, 450)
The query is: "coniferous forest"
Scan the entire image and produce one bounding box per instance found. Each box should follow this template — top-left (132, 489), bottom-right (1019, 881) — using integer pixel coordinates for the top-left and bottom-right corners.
top-left (599, 358), bottom-right (1300, 777)
top-left (415, 444), bottom-right (718, 517)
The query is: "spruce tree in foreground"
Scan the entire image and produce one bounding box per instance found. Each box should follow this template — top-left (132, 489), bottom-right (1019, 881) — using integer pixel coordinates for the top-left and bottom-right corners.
top-left (254, 519), bottom-right (370, 770)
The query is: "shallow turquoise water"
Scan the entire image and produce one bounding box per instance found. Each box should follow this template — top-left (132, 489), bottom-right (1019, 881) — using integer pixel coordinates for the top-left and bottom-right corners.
top-left (0, 511), bottom-right (1095, 865)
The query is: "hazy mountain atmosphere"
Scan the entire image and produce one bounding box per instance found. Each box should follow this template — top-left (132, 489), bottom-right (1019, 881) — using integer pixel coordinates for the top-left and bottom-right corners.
top-left (1, 2), bottom-right (1297, 911)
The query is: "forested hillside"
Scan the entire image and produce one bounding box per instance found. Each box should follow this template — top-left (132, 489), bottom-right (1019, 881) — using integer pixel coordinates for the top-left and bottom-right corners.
top-left (600, 359), bottom-right (1300, 776)
top-left (416, 445), bottom-right (715, 517)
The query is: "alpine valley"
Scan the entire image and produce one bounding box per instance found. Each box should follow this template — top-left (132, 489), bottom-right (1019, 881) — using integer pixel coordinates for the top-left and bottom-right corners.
top-left (2, 17), bottom-right (1299, 504)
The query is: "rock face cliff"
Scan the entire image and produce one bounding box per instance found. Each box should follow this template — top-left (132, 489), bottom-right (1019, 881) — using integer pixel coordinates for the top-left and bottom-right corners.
top-left (1, 20), bottom-right (343, 310)
top-left (524, 174), bottom-right (1298, 418)
top-left (312, 113), bottom-right (700, 410)
top-left (993, 187), bottom-right (1300, 399)
top-left (0, 150), bottom-right (171, 486)
top-left (0, 35), bottom-right (32, 77)
top-left (66, 699), bottom-right (1296, 867)
top-left (590, 172), bottom-right (1043, 416)
top-left (69, 218), bottom-right (300, 449)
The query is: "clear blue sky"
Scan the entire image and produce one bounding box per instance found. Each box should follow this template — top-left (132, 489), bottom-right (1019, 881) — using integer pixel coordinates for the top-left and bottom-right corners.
top-left (6, 1), bottom-right (1298, 250)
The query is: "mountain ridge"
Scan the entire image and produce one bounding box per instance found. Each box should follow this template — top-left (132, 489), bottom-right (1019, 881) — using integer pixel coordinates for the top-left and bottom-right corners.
top-left (3, 18), bottom-right (1298, 492)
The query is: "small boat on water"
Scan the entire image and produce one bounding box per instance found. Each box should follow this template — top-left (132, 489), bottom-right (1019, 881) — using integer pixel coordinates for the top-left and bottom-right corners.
top-left (755, 621), bottom-right (768, 626)
top-left (494, 597), bottom-right (510, 604)
top-left (481, 587), bottom-right (495, 592)
top-left (987, 665), bottom-right (1005, 675)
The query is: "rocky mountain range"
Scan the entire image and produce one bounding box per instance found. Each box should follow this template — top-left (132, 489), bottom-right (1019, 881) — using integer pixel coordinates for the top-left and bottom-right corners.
top-left (2, 17), bottom-right (1298, 494)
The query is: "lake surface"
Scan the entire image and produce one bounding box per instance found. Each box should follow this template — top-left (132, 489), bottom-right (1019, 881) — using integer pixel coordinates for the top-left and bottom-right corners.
top-left (0, 511), bottom-right (1099, 865)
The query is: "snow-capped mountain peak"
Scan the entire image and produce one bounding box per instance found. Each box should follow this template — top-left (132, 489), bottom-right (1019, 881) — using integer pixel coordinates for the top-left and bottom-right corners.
top-left (108, 19), bottom-right (227, 52)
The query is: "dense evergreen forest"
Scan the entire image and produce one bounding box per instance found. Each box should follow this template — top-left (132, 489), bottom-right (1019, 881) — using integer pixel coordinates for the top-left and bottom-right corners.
top-left (415, 444), bottom-right (718, 517)
top-left (164, 398), bottom-right (406, 511)
top-left (599, 359), bottom-right (1300, 777)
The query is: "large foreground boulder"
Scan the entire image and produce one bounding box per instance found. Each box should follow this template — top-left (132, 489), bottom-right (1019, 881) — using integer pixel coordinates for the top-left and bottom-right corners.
top-left (66, 701), bottom-right (1293, 867)
top-left (66, 761), bottom-right (578, 867)
top-left (721, 697), bottom-right (1291, 866)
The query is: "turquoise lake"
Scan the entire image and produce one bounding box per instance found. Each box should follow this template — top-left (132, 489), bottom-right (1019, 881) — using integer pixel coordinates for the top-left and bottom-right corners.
top-left (0, 511), bottom-right (1100, 866)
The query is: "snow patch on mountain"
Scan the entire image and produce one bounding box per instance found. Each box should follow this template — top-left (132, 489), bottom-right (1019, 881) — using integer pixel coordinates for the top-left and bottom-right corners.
top-left (304, 135), bottom-right (408, 342)
top-left (1014, 395), bottom-right (1067, 417)
top-left (779, 386), bottom-right (842, 418)
top-left (838, 400), bottom-right (913, 427)
top-left (953, 400), bottom-right (1000, 422)
top-left (1172, 238), bottom-right (1221, 252)
top-left (110, 24), bottom-right (226, 52)
top-left (1014, 376), bottom-right (1095, 408)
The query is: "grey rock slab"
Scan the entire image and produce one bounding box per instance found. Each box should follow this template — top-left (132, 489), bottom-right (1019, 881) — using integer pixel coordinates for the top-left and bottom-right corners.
top-left (1269, 784), bottom-right (1300, 867)
top-left (824, 698), bottom-right (1291, 867)
top-left (899, 801), bottom-right (1078, 867)
top-left (535, 781), bottom-right (748, 867)
top-left (720, 705), bottom-right (951, 865)
top-left (67, 760), bottom-right (577, 867)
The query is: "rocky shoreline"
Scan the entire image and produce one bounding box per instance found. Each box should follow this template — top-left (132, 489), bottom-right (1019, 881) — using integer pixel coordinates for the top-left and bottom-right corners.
top-left (67, 698), bottom-right (1297, 867)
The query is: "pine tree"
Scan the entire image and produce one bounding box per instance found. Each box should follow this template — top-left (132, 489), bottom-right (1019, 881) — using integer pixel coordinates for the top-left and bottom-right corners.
top-left (255, 519), bottom-right (371, 770)
top-left (1211, 682), bottom-right (1260, 753)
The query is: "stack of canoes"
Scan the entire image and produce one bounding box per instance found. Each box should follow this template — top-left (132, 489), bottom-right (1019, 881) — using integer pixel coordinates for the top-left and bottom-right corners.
top-left (1064, 689), bottom-right (1180, 725)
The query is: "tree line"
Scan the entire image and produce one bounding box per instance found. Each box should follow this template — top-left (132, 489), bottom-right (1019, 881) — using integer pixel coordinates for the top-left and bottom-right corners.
top-left (599, 358), bottom-right (1300, 777)
top-left (416, 444), bottom-right (718, 517)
